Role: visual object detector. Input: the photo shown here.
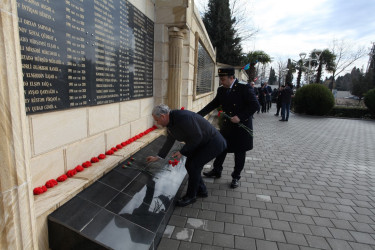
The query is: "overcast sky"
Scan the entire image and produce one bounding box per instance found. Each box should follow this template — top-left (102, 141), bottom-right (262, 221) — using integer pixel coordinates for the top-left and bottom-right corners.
top-left (195, 0), bottom-right (375, 77)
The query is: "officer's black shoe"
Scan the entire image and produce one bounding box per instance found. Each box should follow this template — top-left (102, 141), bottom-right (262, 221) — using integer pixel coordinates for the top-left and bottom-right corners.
top-left (176, 196), bottom-right (196, 207)
top-left (203, 170), bottom-right (221, 178)
top-left (230, 179), bottom-right (239, 188)
top-left (197, 191), bottom-right (208, 198)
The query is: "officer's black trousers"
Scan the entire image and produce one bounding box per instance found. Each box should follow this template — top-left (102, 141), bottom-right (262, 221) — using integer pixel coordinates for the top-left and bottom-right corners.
top-left (212, 150), bottom-right (246, 180)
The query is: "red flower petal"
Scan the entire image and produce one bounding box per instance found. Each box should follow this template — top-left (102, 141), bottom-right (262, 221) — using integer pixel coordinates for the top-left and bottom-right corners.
top-left (106, 150), bottom-right (114, 155)
top-left (56, 174), bottom-right (68, 182)
top-left (82, 161), bottom-right (92, 168)
top-left (66, 169), bottom-right (77, 177)
top-left (33, 187), bottom-right (44, 195)
top-left (91, 157), bottom-right (99, 163)
top-left (75, 165), bottom-right (84, 172)
top-left (181, 107), bottom-right (185, 110)
top-left (45, 179), bottom-right (57, 188)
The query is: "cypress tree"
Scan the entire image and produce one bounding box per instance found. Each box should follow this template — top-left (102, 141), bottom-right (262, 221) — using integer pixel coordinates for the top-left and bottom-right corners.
top-left (203, 0), bottom-right (243, 65)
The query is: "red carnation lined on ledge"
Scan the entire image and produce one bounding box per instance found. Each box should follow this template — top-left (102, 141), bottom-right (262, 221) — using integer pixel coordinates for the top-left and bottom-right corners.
top-left (45, 179), bottom-right (58, 188)
top-left (75, 165), bottom-right (84, 172)
top-left (66, 169), bottom-right (77, 177)
top-left (91, 157), bottom-right (99, 163)
top-left (106, 150), bottom-right (114, 155)
top-left (33, 125), bottom-right (159, 195)
top-left (82, 161), bottom-right (92, 168)
top-left (57, 174), bottom-right (67, 182)
top-left (33, 185), bottom-right (47, 195)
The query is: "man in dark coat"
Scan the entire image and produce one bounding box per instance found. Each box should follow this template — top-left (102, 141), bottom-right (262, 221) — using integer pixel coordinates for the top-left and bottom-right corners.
top-left (146, 104), bottom-right (226, 206)
top-left (274, 85), bottom-right (284, 116)
top-left (280, 83), bottom-right (294, 121)
top-left (198, 68), bottom-right (260, 188)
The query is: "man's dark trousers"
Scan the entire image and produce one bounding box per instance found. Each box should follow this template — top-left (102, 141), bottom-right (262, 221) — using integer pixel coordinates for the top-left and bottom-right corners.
top-left (212, 149), bottom-right (246, 180)
top-left (185, 133), bottom-right (226, 198)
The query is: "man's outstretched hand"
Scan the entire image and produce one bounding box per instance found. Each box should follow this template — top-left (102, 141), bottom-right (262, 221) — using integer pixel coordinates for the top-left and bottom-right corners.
top-left (146, 156), bottom-right (160, 163)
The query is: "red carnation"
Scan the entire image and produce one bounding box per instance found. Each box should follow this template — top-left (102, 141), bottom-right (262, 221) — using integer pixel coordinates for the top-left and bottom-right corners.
top-left (33, 186), bottom-right (46, 195)
top-left (121, 142), bottom-right (127, 146)
top-left (168, 160), bottom-right (172, 164)
top-left (45, 179), bottom-right (58, 188)
top-left (57, 174), bottom-right (68, 182)
top-left (152, 125), bottom-right (157, 129)
top-left (116, 144), bottom-right (123, 149)
top-left (106, 150), bottom-right (114, 155)
top-left (111, 147), bottom-right (117, 152)
top-left (75, 165), bottom-right (84, 172)
top-left (98, 154), bottom-right (106, 159)
top-left (130, 157), bottom-right (135, 161)
top-left (181, 107), bottom-right (185, 110)
top-left (91, 157), bottom-right (99, 163)
top-left (66, 169), bottom-right (77, 177)
top-left (82, 161), bottom-right (92, 168)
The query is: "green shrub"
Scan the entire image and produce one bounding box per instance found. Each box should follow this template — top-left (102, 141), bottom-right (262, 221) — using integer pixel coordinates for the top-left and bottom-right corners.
top-left (364, 88), bottom-right (375, 114)
top-left (327, 106), bottom-right (372, 119)
top-left (293, 84), bottom-right (334, 115)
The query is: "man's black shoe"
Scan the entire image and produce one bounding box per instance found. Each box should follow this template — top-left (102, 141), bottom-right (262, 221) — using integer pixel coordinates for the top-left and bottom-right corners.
top-left (203, 170), bottom-right (221, 178)
top-left (230, 179), bottom-right (239, 188)
top-left (279, 119), bottom-right (286, 121)
top-left (196, 191), bottom-right (208, 198)
top-left (274, 114), bottom-right (279, 116)
top-left (176, 196), bottom-right (196, 207)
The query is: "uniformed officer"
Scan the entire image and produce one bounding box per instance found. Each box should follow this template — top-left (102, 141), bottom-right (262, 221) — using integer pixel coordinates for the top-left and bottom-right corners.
top-left (198, 68), bottom-right (259, 188)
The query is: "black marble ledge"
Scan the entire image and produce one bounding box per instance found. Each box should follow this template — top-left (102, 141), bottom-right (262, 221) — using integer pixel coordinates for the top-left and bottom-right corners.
top-left (48, 135), bottom-right (187, 250)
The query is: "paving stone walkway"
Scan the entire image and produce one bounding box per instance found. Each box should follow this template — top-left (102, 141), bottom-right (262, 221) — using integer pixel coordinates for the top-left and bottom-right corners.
top-left (158, 107), bottom-right (375, 250)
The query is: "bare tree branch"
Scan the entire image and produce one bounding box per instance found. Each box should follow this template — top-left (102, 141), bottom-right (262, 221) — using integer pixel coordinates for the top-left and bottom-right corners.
top-left (330, 39), bottom-right (368, 89)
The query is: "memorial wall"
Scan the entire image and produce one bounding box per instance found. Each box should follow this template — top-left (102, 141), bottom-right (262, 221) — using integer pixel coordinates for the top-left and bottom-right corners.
top-left (1, 0), bottom-right (220, 248)
top-left (17, 0), bottom-right (154, 114)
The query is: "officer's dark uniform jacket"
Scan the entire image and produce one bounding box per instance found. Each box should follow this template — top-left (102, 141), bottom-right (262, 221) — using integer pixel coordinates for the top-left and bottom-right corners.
top-left (198, 79), bottom-right (259, 153)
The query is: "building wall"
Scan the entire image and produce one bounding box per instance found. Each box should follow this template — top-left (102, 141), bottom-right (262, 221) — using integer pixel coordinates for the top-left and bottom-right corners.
top-left (0, 0), bottom-right (217, 249)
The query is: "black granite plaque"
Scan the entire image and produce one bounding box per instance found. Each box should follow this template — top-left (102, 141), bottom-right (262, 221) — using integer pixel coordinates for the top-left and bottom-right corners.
top-left (48, 136), bottom-right (187, 250)
top-left (17, 0), bottom-right (154, 114)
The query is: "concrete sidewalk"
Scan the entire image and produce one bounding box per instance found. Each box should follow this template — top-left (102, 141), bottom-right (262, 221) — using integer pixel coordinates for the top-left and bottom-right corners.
top-left (158, 107), bottom-right (375, 250)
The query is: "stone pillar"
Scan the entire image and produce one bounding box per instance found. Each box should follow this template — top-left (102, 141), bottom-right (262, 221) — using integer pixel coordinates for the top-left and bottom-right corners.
top-left (167, 27), bottom-right (186, 109)
top-left (0, 1), bottom-right (38, 249)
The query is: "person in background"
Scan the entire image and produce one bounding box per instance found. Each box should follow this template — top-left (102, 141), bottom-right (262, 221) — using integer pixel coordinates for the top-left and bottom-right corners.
top-left (274, 85), bottom-right (284, 116)
top-left (264, 82), bottom-right (272, 112)
top-left (198, 68), bottom-right (259, 188)
top-left (146, 104), bottom-right (227, 206)
top-left (280, 83), bottom-right (294, 121)
top-left (258, 84), bottom-right (266, 113)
